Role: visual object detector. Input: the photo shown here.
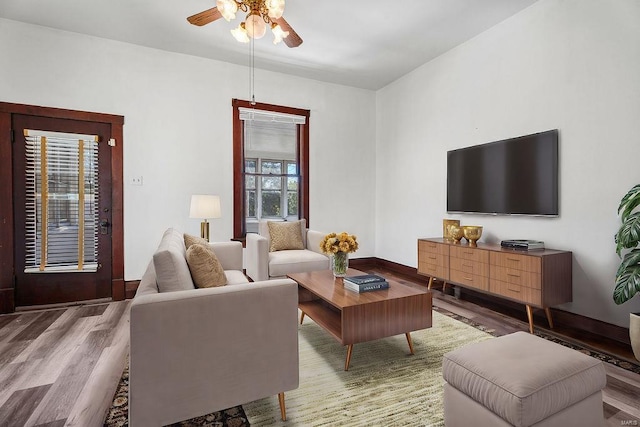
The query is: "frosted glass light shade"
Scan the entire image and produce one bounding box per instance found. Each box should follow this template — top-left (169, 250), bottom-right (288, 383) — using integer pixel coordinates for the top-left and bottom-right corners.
top-left (190, 195), bottom-right (221, 219)
top-left (216, 0), bottom-right (238, 22)
top-left (271, 23), bottom-right (289, 44)
top-left (266, 0), bottom-right (285, 19)
top-left (231, 23), bottom-right (250, 43)
top-left (245, 12), bottom-right (267, 39)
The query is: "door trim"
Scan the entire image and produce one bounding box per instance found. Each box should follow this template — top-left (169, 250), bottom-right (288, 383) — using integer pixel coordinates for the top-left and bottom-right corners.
top-left (0, 102), bottom-right (125, 313)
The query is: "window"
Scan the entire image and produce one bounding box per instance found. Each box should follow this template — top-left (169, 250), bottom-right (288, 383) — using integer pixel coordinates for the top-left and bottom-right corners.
top-left (23, 130), bottom-right (99, 272)
top-left (232, 99), bottom-right (310, 238)
top-left (245, 158), bottom-right (298, 223)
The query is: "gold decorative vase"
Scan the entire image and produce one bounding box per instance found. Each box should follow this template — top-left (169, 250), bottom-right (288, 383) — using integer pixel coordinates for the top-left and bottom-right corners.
top-left (463, 226), bottom-right (483, 247)
top-left (443, 219), bottom-right (461, 241)
top-left (450, 225), bottom-right (465, 244)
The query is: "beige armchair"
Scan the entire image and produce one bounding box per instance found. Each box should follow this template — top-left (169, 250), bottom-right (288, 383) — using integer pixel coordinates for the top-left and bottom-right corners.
top-left (129, 229), bottom-right (299, 426)
top-left (245, 219), bottom-right (329, 282)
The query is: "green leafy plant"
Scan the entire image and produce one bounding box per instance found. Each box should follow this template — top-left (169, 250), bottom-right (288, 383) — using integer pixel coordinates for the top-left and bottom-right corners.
top-left (614, 184), bottom-right (640, 304)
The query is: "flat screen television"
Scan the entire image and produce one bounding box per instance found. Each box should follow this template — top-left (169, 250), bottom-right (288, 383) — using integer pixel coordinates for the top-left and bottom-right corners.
top-left (447, 130), bottom-right (559, 216)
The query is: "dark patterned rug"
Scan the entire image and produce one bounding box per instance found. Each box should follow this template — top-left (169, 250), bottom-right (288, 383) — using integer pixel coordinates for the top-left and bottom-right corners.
top-left (103, 365), bottom-right (250, 427)
top-left (433, 305), bottom-right (640, 375)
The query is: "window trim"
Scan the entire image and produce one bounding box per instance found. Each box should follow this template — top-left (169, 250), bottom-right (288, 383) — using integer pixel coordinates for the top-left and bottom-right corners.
top-left (232, 99), bottom-right (310, 238)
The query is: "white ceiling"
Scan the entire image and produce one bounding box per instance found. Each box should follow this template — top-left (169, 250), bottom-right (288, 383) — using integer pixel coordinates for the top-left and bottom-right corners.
top-left (0, 0), bottom-right (539, 90)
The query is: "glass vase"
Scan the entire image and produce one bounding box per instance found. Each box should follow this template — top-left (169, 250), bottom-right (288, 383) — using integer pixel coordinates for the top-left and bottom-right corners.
top-left (331, 251), bottom-right (349, 277)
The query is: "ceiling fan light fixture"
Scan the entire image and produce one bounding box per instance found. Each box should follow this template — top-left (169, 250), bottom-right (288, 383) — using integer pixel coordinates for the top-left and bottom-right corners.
top-left (271, 23), bottom-right (289, 44)
top-left (216, 0), bottom-right (238, 22)
top-left (245, 11), bottom-right (267, 39)
top-left (231, 22), bottom-right (250, 43)
top-left (266, 0), bottom-right (285, 19)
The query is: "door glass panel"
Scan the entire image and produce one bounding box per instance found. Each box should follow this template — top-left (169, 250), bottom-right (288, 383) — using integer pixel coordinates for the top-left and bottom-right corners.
top-left (24, 130), bottom-right (99, 273)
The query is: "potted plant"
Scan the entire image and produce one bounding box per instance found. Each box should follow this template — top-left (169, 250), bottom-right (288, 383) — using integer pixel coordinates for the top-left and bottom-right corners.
top-left (613, 183), bottom-right (640, 361)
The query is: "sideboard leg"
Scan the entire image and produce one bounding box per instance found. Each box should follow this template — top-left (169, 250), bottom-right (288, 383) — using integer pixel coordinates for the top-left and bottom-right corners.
top-left (544, 308), bottom-right (554, 329)
top-left (442, 281), bottom-right (447, 293)
top-left (427, 277), bottom-right (434, 290)
top-left (525, 305), bottom-right (535, 334)
top-left (300, 311), bottom-right (305, 325)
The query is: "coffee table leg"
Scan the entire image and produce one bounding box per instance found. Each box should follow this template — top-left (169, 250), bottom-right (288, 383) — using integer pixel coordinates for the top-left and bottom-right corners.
top-left (300, 311), bottom-right (305, 325)
top-left (405, 332), bottom-right (415, 355)
top-left (345, 344), bottom-right (354, 371)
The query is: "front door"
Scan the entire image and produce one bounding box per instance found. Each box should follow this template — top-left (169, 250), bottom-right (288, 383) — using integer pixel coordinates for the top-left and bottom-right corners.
top-left (12, 114), bottom-right (113, 306)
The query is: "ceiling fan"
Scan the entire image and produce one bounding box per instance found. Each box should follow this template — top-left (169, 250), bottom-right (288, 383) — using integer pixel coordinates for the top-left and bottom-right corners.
top-left (187, 0), bottom-right (303, 48)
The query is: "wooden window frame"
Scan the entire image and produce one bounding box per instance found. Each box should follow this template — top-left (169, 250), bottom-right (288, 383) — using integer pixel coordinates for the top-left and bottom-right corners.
top-left (232, 99), bottom-right (310, 239)
top-left (0, 102), bottom-right (124, 313)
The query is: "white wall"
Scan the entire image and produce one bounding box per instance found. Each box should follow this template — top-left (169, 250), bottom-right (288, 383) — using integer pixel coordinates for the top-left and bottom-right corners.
top-left (3, 0), bottom-right (639, 329)
top-left (0, 18), bottom-right (377, 281)
top-left (376, 0), bottom-right (640, 327)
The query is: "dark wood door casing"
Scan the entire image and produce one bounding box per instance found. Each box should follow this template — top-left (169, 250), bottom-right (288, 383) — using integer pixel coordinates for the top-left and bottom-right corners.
top-left (0, 102), bottom-right (124, 313)
top-left (231, 99), bottom-right (310, 239)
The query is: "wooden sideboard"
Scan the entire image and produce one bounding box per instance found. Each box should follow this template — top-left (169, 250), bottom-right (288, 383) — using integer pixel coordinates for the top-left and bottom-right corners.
top-left (418, 238), bottom-right (572, 333)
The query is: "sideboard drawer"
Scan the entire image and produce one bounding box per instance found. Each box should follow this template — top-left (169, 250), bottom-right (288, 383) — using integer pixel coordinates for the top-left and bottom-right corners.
top-left (450, 269), bottom-right (489, 291)
top-left (450, 245), bottom-right (489, 263)
top-left (418, 263), bottom-right (447, 279)
top-left (450, 257), bottom-right (489, 278)
top-left (419, 240), bottom-right (449, 256)
top-left (420, 252), bottom-right (447, 267)
top-left (490, 280), bottom-right (542, 306)
top-left (490, 252), bottom-right (541, 273)
top-left (490, 266), bottom-right (541, 289)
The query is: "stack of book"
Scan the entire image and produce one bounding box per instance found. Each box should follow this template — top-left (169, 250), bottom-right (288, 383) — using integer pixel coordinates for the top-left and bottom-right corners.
top-left (343, 274), bottom-right (389, 293)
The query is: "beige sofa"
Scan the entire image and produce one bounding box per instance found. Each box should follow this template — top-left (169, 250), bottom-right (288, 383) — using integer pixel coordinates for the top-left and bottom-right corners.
top-left (245, 219), bottom-right (329, 282)
top-left (129, 228), bottom-right (299, 426)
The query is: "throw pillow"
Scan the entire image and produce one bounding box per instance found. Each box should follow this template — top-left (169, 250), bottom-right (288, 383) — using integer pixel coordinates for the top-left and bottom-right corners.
top-left (184, 233), bottom-right (209, 250)
top-left (268, 221), bottom-right (305, 252)
top-left (185, 244), bottom-right (227, 288)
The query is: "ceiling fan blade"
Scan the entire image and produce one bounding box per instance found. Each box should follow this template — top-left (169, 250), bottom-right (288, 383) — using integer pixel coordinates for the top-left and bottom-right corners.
top-left (187, 7), bottom-right (223, 26)
top-left (274, 17), bottom-right (303, 48)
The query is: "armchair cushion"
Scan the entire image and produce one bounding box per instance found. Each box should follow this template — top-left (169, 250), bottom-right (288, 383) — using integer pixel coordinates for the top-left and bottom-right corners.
top-left (268, 220), bottom-right (305, 252)
top-left (269, 249), bottom-right (330, 277)
top-left (186, 244), bottom-right (227, 288)
top-left (259, 219), bottom-right (308, 248)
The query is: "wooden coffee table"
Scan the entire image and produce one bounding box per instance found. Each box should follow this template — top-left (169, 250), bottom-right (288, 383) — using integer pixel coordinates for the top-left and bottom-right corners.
top-left (288, 268), bottom-right (432, 370)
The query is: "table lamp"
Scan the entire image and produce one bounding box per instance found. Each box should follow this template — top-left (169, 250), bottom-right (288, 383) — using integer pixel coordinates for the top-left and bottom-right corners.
top-left (189, 195), bottom-right (221, 242)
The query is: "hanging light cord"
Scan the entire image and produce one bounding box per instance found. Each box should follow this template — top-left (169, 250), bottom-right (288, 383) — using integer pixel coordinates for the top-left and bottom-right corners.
top-left (250, 21), bottom-right (256, 105)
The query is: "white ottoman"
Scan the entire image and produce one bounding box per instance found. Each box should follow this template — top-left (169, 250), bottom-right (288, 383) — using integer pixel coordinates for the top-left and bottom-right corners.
top-left (442, 331), bottom-right (606, 427)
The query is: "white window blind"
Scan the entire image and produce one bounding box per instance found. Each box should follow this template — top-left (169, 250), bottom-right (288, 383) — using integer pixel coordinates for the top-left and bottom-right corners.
top-left (24, 129), bottom-right (99, 273)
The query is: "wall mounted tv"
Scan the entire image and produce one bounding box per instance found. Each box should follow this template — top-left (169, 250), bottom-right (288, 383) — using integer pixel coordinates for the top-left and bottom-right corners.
top-left (447, 129), bottom-right (559, 216)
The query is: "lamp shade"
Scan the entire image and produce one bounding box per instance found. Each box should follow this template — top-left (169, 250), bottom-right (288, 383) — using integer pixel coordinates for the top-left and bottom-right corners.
top-left (189, 195), bottom-right (221, 219)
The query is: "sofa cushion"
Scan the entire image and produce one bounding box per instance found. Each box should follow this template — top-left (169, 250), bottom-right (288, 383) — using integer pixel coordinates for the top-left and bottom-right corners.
top-left (186, 244), bottom-right (227, 288)
top-left (268, 221), bottom-right (305, 252)
top-left (268, 249), bottom-right (329, 277)
top-left (184, 233), bottom-right (209, 249)
top-left (442, 331), bottom-right (606, 427)
top-left (225, 270), bottom-right (251, 285)
top-left (153, 228), bottom-right (195, 293)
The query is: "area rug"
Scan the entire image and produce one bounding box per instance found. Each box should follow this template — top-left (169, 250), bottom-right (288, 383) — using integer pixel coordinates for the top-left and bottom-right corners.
top-left (105, 308), bottom-right (640, 426)
top-left (104, 311), bottom-right (491, 426)
top-left (103, 363), bottom-right (250, 427)
top-left (242, 310), bottom-right (493, 426)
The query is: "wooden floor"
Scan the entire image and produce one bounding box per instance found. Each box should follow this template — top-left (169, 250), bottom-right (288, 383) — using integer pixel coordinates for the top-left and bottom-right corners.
top-left (0, 301), bottom-right (130, 426)
top-left (0, 267), bottom-right (638, 426)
